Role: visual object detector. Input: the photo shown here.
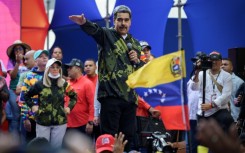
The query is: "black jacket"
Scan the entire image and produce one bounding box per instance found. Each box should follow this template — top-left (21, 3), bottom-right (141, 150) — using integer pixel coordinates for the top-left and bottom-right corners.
top-left (235, 83), bottom-right (245, 120)
top-left (81, 20), bottom-right (144, 104)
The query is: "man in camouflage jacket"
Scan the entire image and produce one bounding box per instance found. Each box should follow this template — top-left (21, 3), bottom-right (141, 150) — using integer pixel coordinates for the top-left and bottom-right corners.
top-left (69, 5), bottom-right (144, 151)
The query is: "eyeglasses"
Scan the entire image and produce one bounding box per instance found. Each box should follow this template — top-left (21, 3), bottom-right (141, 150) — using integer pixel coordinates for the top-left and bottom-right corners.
top-left (14, 47), bottom-right (23, 51)
top-left (50, 66), bottom-right (60, 70)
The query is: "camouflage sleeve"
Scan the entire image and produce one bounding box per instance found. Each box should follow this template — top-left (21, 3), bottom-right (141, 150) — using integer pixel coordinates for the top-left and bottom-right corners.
top-left (19, 77), bottom-right (31, 120)
top-left (24, 81), bottom-right (42, 108)
top-left (19, 103), bottom-right (29, 121)
top-left (65, 82), bottom-right (77, 110)
top-left (17, 72), bottom-right (26, 87)
top-left (80, 20), bottom-right (105, 47)
top-left (20, 77), bottom-right (31, 101)
top-left (134, 40), bottom-right (145, 70)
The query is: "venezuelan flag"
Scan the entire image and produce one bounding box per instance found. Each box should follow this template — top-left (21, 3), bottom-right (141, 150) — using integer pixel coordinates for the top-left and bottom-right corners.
top-left (126, 50), bottom-right (189, 130)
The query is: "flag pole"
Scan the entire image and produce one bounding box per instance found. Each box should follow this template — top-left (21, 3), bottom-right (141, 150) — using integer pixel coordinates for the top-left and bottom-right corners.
top-left (180, 50), bottom-right (191, 153)
top-left (105, 0), bottom-right (110, 28)
top-left (174, 1), bottom-right (192, 153)
top-left (174, 0), bottom-right (184, 50)
top-left (46, 0), bottom-right (50, 50)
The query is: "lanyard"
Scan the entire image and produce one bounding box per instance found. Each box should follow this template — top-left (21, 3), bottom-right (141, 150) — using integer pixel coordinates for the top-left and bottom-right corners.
top-left (211, 71), bottom-right (221, 91)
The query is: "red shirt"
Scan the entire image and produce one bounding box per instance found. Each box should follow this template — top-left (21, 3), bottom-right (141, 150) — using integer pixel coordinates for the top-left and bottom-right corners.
top-left (136, 96), bottom-right (151, 117)
top-left (66, 75), bottom-right (95, 127)
top-left (84, 74), bottom-right (98, 87)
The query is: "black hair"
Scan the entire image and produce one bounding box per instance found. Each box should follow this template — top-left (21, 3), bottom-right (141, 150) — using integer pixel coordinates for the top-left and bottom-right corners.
top-left (26, 137), bottom-right (54, 153)
top-left (50, 46), bottom-right (63, 59)
top-left (84, 58), bottom-right (96, 65)
top-left (222, 57), bottom-right (232, 61)
top-left (113, 5), bottom-right (132, 20)
top-left (9, 45), bottom-right (28, 65)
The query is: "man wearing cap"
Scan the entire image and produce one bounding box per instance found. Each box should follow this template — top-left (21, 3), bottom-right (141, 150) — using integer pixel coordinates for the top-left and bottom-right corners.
top-left (96, 132), bottom-right (128, 153)
top-left (190, 51), bottom-right (234, 132)
top-left (19, 50), bottom-right (49, 143)
top-left (69, 5), bottom-right (145, 151)
top-left (140, 41), bottom-right (154, 63)
top-left (65, 58), bottom-right (95, 135)
top-left (96, 134), bottom-right (115, 153)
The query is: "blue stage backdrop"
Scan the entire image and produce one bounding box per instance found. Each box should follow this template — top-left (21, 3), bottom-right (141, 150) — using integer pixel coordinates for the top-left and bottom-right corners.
top-left (50, 0), bottom-right (173, 64)
top-left (50, 0), bottom-right (105, 63)
top-left (50, 1), bottom-right (245, 79)
top-left (184, 0), bottom-right (245, 58)
top-left (115, 0), bottom-right (173, 57)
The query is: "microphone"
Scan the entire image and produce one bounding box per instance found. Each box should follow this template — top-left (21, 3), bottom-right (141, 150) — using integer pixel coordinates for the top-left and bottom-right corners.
top-left (126, 43), bottom-right (136, 67)
top-left (127, 43), bottom-right (133, 51)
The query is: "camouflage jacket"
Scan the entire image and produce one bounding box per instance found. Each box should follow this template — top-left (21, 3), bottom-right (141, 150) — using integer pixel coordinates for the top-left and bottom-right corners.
top-left (24, 79), bottom-right (77, 126)
top-left (81, 20), bottom-right (144, 104)
top-left (19, 67), bottom-right (44, 121)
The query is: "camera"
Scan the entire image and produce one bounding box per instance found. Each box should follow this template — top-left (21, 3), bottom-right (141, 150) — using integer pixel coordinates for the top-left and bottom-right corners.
top-left (191, 52), bottom-right (213, 70)
top-left (147, 131), bottom-right (176, 153)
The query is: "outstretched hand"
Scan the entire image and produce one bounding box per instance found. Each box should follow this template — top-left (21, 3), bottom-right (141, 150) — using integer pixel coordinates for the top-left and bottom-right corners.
top-left (69, 14), bottom-right (86, 25)
top-left (113, 132), bottom-right (128, 153)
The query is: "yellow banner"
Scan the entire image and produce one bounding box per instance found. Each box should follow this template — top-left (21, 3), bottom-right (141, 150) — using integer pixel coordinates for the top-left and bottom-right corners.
top-left (126, 50), bottom-right (186, 88)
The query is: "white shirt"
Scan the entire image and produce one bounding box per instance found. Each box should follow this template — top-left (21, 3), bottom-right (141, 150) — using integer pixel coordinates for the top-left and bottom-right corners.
top-left (190, 69), bottom-right (232, 117)
top-left (187, 79), bottom-right (199, 120)
top-left (94, 80), bottom-right (100, 117)
top-left (230, 73), bottom-right (244, 121)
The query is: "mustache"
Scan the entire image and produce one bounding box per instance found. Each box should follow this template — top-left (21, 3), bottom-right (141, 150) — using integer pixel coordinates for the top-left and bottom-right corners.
top-left (119, 26), bottom-right (127, 29)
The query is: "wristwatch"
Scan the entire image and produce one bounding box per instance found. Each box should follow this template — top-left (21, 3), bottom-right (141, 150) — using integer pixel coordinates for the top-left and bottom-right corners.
top-left (88, 121), bottom-right (94, 125)
top-left (211, 102), bottom-right (216, 108)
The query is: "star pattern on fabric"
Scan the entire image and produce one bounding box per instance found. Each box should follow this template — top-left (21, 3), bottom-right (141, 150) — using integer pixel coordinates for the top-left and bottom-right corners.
top-left (143, 88), bottom-right (166, 104)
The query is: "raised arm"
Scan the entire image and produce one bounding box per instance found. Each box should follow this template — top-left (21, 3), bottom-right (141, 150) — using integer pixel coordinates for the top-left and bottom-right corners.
top-left (69, 14), bottom-right (86, 25)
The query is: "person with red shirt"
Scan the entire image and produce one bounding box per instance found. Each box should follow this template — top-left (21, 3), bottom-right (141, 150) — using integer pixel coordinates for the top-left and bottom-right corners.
top-left (136, 96), bottom-right (160, 118)
top-left (83, 59), bottom-right (99, 124)
top-left (84, 59), bottom-right (101, 140)
top-left (65, 58), bottom-right (95, 135)
top-left (84, 58), bottom-right (98, 86)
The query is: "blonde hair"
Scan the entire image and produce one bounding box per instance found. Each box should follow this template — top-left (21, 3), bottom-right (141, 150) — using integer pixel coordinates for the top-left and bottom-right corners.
top-left (43, 61), bottom-right (65, 87)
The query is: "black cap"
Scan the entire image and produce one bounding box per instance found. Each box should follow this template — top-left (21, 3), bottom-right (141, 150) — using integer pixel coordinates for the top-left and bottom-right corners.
top-left (209, 51), bottom-right (222, 60)
top-left (140, 41), bottom-right (152, 50)
top-left (65, 58), bottom-right (83, 69)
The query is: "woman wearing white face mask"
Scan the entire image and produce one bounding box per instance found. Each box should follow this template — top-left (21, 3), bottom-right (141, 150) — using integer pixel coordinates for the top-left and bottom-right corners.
top-left (24, 58), bottom-right (77, 148)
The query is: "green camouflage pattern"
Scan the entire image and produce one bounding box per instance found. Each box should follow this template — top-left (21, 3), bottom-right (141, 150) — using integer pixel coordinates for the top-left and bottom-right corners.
top-left (81, 21), bottom-right (144, 104)
top-left (25, 80), bottom-right (77, 126)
